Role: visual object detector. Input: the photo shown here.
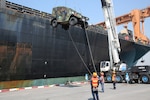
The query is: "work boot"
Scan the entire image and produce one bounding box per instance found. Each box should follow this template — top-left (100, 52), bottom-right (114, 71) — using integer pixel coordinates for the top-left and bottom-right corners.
top-left (114, 87), bottom-right (116, 89)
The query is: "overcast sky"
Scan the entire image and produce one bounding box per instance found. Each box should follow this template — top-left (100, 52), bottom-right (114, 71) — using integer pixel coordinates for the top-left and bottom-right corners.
top-left (8, 0), bottom-right (150, 65)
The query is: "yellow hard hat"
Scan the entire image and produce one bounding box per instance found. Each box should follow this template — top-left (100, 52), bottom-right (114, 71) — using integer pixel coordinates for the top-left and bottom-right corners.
top-left (93, 72), bottom-right (97, 77)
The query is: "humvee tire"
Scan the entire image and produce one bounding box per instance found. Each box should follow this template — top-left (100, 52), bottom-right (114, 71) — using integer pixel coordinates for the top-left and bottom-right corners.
top-left (69, 17), bottom-right (78, 26)
top-left (51, 19), bottom-right (57, 27)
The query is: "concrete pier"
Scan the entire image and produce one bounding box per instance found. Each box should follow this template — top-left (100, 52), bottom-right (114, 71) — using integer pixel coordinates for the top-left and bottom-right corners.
top-left (0, 83), bottom-right (150, 100)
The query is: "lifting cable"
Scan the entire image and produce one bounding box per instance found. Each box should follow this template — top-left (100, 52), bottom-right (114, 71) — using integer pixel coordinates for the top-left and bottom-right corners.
top-left (67, 27), bottom-right (92, 75)
top-left (75, 6), bottom-right (97, 73)
top-left (83, 22), bottom-right (97, 73)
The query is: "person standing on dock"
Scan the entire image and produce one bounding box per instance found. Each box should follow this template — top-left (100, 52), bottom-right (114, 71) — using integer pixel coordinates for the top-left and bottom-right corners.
top-left (112, 71), bottom-right (116, 89)
top-left (90, 72), bottom-right (99, 100)
top-left (125, 72), bottom-right (130, 84)
top-left (99, 72), bottom-right (105, 92)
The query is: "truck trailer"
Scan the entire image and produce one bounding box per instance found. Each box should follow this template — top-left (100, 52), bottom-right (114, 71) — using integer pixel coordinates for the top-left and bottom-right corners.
top-left (128, 65), bottom-right (150, 84)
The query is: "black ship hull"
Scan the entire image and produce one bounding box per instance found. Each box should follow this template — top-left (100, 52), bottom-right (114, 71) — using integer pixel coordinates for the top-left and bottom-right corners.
top-left (0, 1), bottom-right (150, 83)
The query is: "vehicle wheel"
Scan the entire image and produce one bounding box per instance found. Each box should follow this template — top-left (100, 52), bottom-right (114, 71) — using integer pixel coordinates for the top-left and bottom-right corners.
top-left (84, 22), bottom-right (88, 28)
top-left (106, 74), bottom-right (112, 83)
top-left (140, 74), bottom-right (150, 84)
top-left (116, 75), bottom-right (123, 83)
top-left (51, 19), bottom-right (57, 27)
top-left (69, 17), bottom-right (78, 26)
top-left (81, 22), bottom-right (88, 29)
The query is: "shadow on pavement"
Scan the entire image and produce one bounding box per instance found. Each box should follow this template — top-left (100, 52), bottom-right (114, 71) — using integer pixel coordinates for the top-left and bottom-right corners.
top-left (88, 98), bottom-right (93, 100)
top-left (59, 84), bottom-right (81, 88)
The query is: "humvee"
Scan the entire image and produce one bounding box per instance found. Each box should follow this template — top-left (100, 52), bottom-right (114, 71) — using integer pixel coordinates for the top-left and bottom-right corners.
top-left (51, 6), bottom-right (89, 28)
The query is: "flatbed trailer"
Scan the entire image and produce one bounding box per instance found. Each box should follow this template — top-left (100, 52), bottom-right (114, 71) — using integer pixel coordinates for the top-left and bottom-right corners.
top-left (128, 65), bottom-right (150, 84)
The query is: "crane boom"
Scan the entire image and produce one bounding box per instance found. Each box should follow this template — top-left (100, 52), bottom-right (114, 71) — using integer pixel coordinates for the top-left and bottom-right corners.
top-left (100, 0), bottom-right (120, 66)
top-left (98, 6), bottom-right (150, 44)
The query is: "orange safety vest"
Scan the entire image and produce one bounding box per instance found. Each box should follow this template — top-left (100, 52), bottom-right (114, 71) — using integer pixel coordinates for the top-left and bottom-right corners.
top-left (91, 77), bottom-right (99, 87)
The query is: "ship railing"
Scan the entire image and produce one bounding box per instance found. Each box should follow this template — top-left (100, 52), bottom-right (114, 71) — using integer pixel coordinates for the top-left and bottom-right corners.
top-left (87, 25), bottom-right (107, 34)
top-left (0, 0), bottom-right (6, 8)
top-left (4, 0), bottom-right (52, 20)
top-left (6, 1), bottom-right (23, 11)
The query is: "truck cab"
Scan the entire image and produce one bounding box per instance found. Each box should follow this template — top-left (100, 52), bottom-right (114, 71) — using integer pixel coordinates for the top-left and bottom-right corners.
top-left (100, 61), bottom-right (111, 72)
top-left (51, 6), bottom-right (89, 28)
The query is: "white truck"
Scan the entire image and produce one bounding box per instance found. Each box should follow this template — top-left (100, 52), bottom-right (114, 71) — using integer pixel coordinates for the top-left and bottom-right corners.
top-left (100, 0), bottom-right (127, 82)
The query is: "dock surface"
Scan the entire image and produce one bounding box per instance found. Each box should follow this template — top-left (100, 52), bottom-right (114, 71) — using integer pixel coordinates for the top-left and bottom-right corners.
top-left (0, 83), bottom-right (150, 100)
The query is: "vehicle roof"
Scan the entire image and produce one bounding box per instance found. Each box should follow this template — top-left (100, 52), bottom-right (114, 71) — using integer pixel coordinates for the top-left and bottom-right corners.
top-left (53, 6), bottom-right (75, 12)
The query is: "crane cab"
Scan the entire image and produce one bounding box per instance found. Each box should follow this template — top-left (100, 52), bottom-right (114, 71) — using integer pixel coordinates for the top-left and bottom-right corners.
top-left (100, 61), bottom-right (111, 72)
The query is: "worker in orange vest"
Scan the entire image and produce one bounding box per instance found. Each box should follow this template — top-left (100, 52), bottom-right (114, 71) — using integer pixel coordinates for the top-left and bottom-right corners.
top-left (112, 71), bottom-right (116, 89)
top-left (91, 72), bottom-right (99, 100)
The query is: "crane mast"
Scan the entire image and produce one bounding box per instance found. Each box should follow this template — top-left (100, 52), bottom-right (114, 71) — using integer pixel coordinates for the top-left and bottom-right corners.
top-left (100, 0), bottom-right (121, 69)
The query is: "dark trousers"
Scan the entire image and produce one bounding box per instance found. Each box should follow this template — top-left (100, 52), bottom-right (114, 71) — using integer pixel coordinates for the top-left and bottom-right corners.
top-left (91, 89), bottom-right (99, 100)
top-left (113, 81), bottom-right (116, 89)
